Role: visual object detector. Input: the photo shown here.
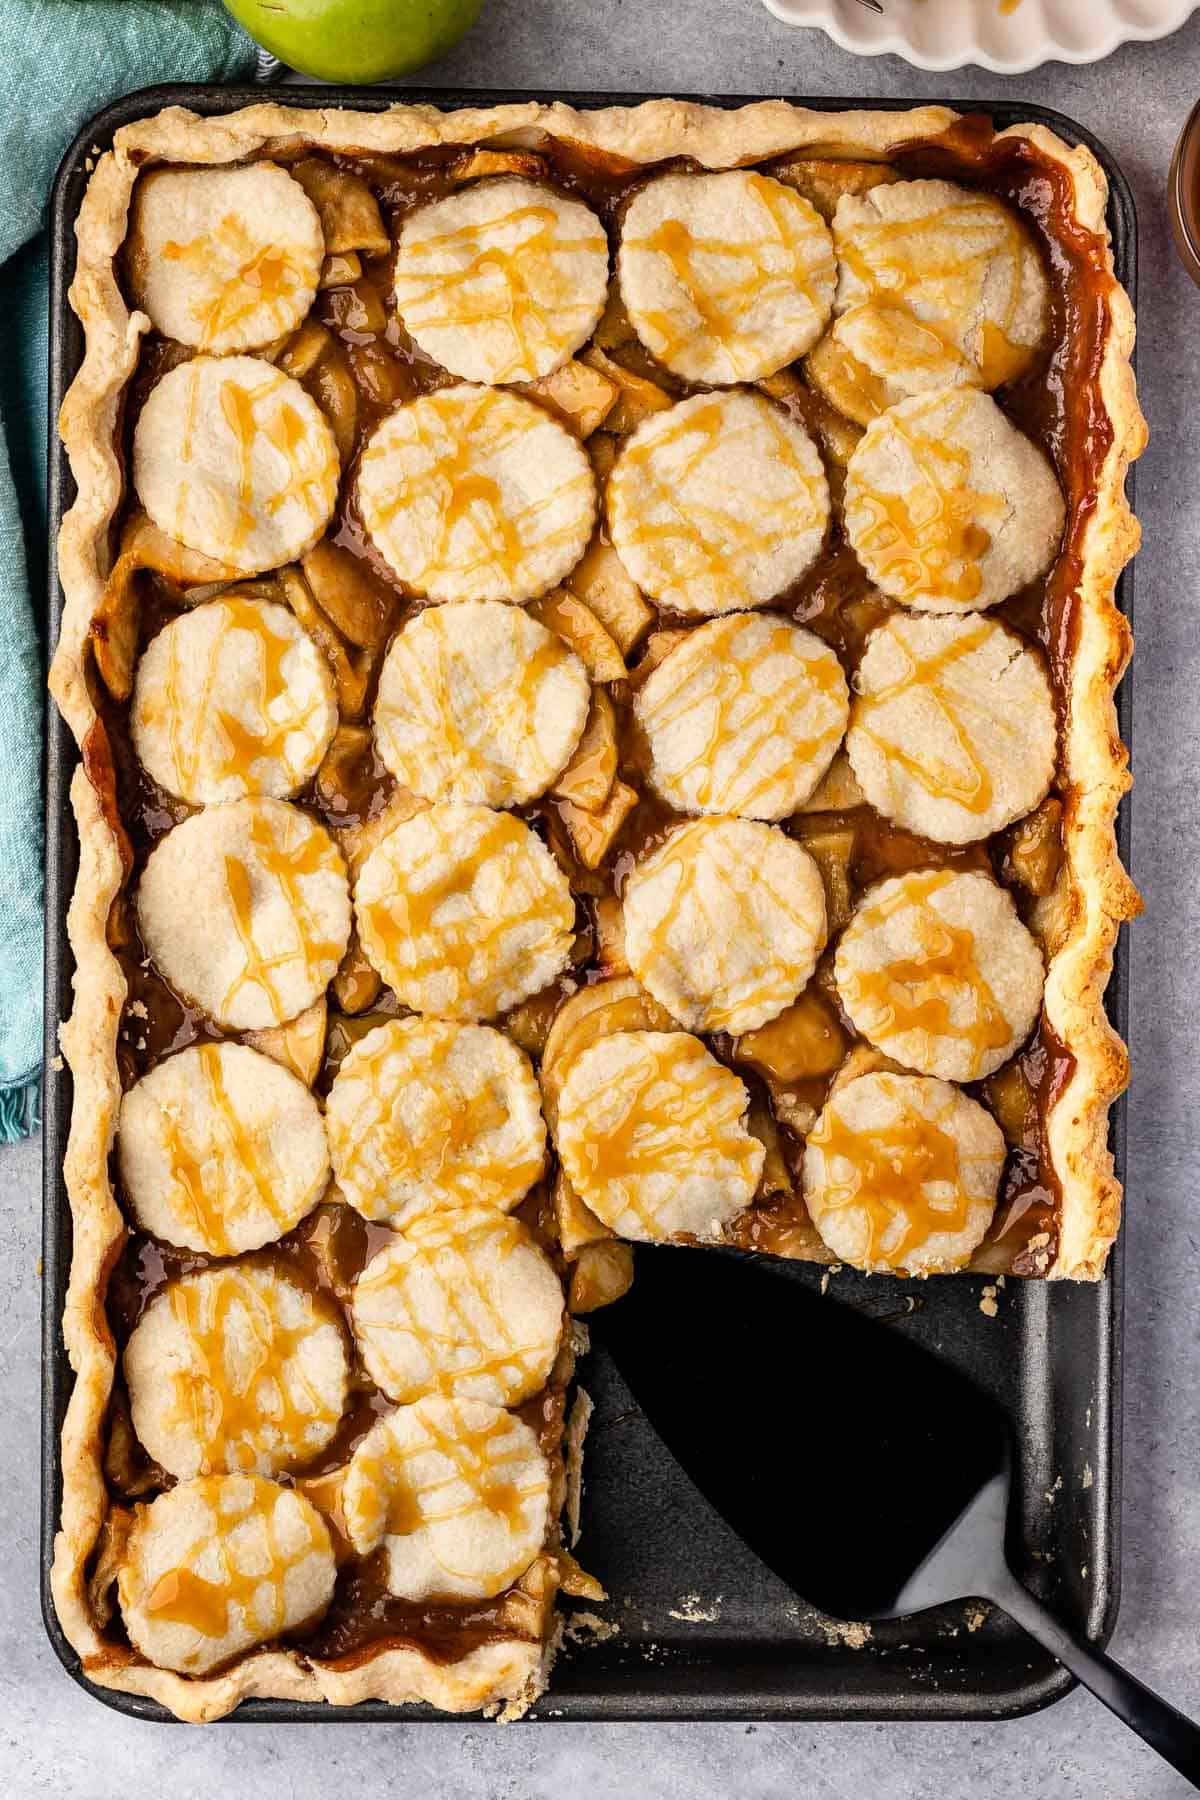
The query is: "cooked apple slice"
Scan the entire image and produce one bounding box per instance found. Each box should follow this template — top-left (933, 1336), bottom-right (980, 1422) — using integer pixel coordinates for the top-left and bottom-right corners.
top-left (318, 252), bottom-right (363, 289)
top-left (552, 690), bottom-right (618, 813)
top-left (554, 1170), bottom-right (614, 1256)
top-left (529, 589), bottom-right (627, 683)
top-left (301, 539), bottom-right (395, 650)
top-left (737, 990), bottom-right (849, 1084)
top-left (793, 823), bottom-right (857, 934)
top-left (581, 345), bottom-right (674, 433)
top-left (558, 778), bottom-right (638, 871)
top-left (520, 358), bottom-right (619, 439)
top-left (567, 536), bottom-right (655, 655)
top-left (569, 1239), bottom-right (635, 1313)
top-left (594, 893), bottom-right (628, 975)
top-left (246, 996), bottom-right (328, 1088)
top-left (770, 155), bottom-right (901, 222)
top-left (799, 751), bottom-right (866, 814)
top-left (290, 158), bottom-right (390, 256)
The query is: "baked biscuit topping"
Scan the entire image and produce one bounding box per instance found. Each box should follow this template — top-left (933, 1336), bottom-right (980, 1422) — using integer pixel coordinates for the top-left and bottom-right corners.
top-left (132, 598), bottom-right (338, 804)
top-left (351, 1208), bottom-right (563, 1408)
top-left (394, 178), bottom-right (610, 384)
top-left (133, 357), bottom-right (340, 577)
top-left (618, 170), bottom-right (836, 384)
top-left (357, 385), bottom-right (596, 604)
top-left (342, 1397), bottom-right (551, 1602)
top-left (832, 178), bottom-right (1049, 393)
top-left (373, 599), bottom-right (590, 807)
top-left (326, 1018), bottom-right (546, 1227)
top-left (846, 613), bottom-right (1057, 843)
top-left (127, 164), bottom-right (325, 353)
top-left (124, 1263), bottom-right (349, 1479)
top-left (622, 818), bottom-right (828, 1034)
top-left (556, 1029), bottom-right (765, 1241)
top-left (803, 1071), bottom-right (1005, 1274)
top-left (844, 387), bottom-right (1064, 613)
top-left (119, 1475), bottom-right (335, 1676)
top-left (633, 613), bottom-right (849, 820)
top-left (608, 390), bottom-right (830, 615)
top-left (354, 802), bottom-right (575, 1020)
top-left (834, 869), bottom-right (1045, 1081)
top-left (118, 1042), bottom-right (330, 1255)
top-left (137, 797), bottom-right (351, 1030)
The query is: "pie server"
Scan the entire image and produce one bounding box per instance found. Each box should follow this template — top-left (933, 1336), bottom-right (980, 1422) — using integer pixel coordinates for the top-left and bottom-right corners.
top-left (598, 1244), bottom-right (1200, 1783)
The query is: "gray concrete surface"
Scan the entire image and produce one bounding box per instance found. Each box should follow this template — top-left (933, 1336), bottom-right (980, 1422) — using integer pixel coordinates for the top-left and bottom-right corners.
top-left (8, 1), bottom-right (1200, 1792)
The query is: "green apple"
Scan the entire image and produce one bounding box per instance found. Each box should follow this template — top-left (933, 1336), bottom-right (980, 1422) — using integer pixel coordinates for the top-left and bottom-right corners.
top-left (222, 0), bottom-right (485, 84)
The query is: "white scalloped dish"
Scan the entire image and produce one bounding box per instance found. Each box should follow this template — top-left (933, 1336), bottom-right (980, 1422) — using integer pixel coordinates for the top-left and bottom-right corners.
top-left (761, 0), bottom-right (1199, 74)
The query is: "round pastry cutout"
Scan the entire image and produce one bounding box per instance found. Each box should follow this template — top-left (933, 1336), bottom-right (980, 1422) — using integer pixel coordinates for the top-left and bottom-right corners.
top-left (127, 164), bottom-right (325, 353)
top-left (132, 598), bottom-right (337, 805)
top-left (607, 391), bottom-right (829, 616)
top-left (633, 613), bottom-right (848, 820)
top-left (125, 1262), bottom-right (349, 1480)
top-left (622, 818), bottom-right (827, 1035)
top-left (119, 1474), bottom-right (335, 1676)
top-left (354, 802), bottom-right (575, 1021)
top-left (832, 178), bottom-right (1049, 393)
top-left (806, 302), bottom-right (983, 428)
top-left (803, 1070), bottom-right (1005, 1275)
top-left (373, 599), bottom-right (590, 807)
top-left (845, 613), bottom-right (1057, 845)
top-left (555, 1028), bottom-right (764, 1242)
top-left (326, 1017), bottom-right (546, 1228)
top-left (351, 1208), bottom-right (563, 1408)
top-left (356, 385), bottom-right (596, 604)
top-left (834, 869), bottom-right (1045, 1082)
top-left (137, 796), bottom-right (351, 1031)
top-left (618, 170), bottom-right (836, 384)
top-left (342, 1396), bottom-right (551, 1602)
top-left (119, 1042), bottom-right (330, 1256)
top-left (394, 178), bottom-right (610, 384)
top-left (133, 357), bottom-right (339, 577)
top-left (843, 387), bottom-right (1064, 613)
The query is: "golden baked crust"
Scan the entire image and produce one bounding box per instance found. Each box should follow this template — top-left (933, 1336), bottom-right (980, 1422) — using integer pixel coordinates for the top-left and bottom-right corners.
top-left (48, 97), bottom-right (1143, 1720)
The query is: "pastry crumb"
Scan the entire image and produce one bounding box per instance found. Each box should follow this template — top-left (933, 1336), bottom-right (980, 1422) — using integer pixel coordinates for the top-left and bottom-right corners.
top-left (1045, 1473), bottom-right (1063, 1504)
top-left (965, 1604), bottom-right (989, 1633)
top-left (1082, 1462), bottom-right (1093, 1490)
top-left (667, 1592), bottom-right (723, 1623)
top-left (823, 1618), bottom-right (871, 1649)
top-left (562, 1609), bottom-right (619, 1647)
top-left (979, 1282), bottom-right (1000, 1317)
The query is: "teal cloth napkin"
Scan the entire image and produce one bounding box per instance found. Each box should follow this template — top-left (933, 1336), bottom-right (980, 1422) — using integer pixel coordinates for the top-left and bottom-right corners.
top-left (0, 1), bottom-right (255, 1138)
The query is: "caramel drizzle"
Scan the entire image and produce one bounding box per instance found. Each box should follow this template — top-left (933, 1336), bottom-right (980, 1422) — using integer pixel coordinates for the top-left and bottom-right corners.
top-left (850, 616), bottom-right (997, 816)
top-left (617, 398), bottom-right (826, 611)
top-left (162, 1269), bottom-right (342, 1475)
top-left (378, 609), bottom-right (573, 796)
top-left (361, 388), bottom-right (593, 593)
top-left (152, 1044), bottom-right (297, 1255)
top-left (158, 599), bottom-right (326, 797)
top-left (221, 807), bottom-right (345, 1022)
top-left (357, 1214), bottom-right (556, 1401)
top-left (144, 1476), bottom-right (326, 1640)
top-left (352, 1404), bottom-right (544, 1588)
top-left (356, 810), bottom-right (567, 1015)
top-left (808, 1075), bottom-right (975, 1268)
top-left (639, 615), bottom-right (846, 813)
top-left (336, 1025), bottom-right (543, 1212)
top-left (625, 173), bottom-right (831, 376)
top-left (850, 393), bottom-right (1005, 607)
top-left (632, 823), bottom-right (822, 1032)
top-left (839, 870), bottom-right (1013, 1077)
top-left (162, 212), bottom-right (310, 349)
top-left (174, 362), bottom-right (333, 564)
top-left (396, 197), bottom-right (607, 382)
top-left (836, 192), bottom-right (1034, 388)
top-left (566, 1034), bottom-right (758, 1236)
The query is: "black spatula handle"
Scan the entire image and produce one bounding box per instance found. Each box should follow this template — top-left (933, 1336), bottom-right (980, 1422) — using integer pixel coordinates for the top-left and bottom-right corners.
top-left (992, 1570), bottom-right (1200, 1788)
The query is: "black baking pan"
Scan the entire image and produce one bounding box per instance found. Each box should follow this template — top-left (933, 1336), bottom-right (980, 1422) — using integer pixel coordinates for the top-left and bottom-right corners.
top-left (40, 85), bottom-right (1135, 1723)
